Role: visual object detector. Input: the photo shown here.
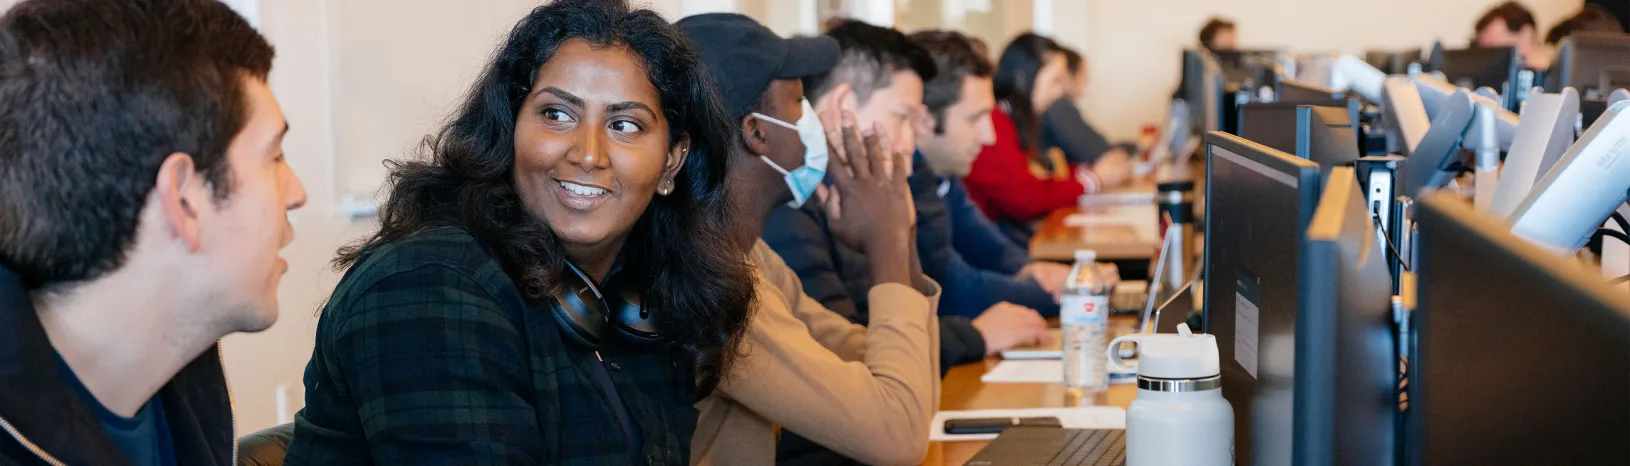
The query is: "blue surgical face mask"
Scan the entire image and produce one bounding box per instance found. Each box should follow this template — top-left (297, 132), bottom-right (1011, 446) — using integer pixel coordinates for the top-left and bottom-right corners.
top-left (752, 99), bottom-right (828, 208)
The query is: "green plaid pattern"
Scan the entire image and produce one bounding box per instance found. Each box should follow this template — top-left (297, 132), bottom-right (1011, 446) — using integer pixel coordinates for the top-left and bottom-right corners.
top-left (285, 228), bottom-right (697, 465)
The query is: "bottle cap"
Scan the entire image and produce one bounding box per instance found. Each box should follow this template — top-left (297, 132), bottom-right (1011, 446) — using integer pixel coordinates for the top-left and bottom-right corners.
top-left (1105, 323), bottom-right (1221, 380)
top-left (1074, 250), bottom-right (1097, 262)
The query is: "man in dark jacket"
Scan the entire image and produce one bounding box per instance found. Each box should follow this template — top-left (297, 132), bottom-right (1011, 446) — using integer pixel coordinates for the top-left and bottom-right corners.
top-left (0, 1), bottom-right (307, 464)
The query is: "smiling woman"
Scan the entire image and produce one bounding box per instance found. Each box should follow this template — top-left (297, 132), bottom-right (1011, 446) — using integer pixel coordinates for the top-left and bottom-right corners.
top-left (284, 0), bottom-right (754, 463)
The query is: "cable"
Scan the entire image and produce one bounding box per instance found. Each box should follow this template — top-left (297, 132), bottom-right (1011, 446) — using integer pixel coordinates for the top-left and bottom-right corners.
top-left (1593, 228), bottom-right (1630, 248)
top-left (1611, 275), bottom-right (1630, 285)
top-left (1612, 212), bottom-right (1630, 235)
top-left (1372, 214), bottom-right (1412, 272)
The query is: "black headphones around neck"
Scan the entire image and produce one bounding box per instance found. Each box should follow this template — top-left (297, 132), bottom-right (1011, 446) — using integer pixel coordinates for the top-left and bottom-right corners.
top-left (549, 260), bottom-right (663, 349)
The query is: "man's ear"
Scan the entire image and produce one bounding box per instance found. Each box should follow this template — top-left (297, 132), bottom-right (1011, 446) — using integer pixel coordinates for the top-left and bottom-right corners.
top-left (739, 114), bottom-right (772, 157)
top-left (813, 82), bottom-right (855, 119)
top-left (152, 152), bottom-right (208, 252)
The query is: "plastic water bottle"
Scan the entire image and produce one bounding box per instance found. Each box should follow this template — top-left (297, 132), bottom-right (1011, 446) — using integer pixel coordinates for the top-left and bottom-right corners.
top-left (1062, 249), bottom-right (1111, 394)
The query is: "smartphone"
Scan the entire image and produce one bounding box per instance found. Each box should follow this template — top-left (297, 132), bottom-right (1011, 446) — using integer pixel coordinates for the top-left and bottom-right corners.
top-left (943, 416), bottom-right (1062, 435)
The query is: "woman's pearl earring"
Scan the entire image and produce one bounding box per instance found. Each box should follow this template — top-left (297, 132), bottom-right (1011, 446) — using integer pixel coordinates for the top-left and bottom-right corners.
top-left (659, 179), bottom-right (674, 195)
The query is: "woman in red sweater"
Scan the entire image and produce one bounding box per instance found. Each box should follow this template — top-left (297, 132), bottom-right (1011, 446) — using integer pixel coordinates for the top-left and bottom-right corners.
top-left (964, 33), bottom-right (1102, 225)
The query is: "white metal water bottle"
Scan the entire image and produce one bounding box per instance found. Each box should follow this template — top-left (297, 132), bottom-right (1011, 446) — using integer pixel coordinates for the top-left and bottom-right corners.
top-left (1061, 249), bottom-right (1111, 393)
top-left (1107, 324), bottom-right (1233, 466)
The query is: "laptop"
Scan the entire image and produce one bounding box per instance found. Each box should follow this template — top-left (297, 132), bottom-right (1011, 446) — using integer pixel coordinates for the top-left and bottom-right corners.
top-left (963, 427), bottom-right (1126, 466)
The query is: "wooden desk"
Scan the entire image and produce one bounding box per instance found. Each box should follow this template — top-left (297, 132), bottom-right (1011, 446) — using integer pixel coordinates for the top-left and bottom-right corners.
top-left (923, 317), bottom-right (1141, 466)
top-left (1029, 205), bottom-right (1162, 262)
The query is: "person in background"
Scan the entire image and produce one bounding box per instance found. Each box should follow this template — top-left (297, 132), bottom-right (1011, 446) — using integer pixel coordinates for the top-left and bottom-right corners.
top-left (1199, 17), bottom-right (1238, 53)
top-left (1475, 1), bottom-right (1549, 69)
top-left (1546, 4), bottom-right (1625, 46)
top-left (1040, 47), bottom-right (1134, 187)
top-left (680, 13), bottom-right (941, 466)
top-left (286, 1), bottom-right (757, 463)
top-left (0, 0), bottom-right (307, 464)
top-left (963, 33), bottom-right (1094, 231)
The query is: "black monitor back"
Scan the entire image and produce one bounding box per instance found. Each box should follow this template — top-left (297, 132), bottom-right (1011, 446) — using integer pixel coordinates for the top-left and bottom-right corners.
top-left (1237, 103), bottom-right (1360, 173)
top-left (1429, 46), bottom-right (1520, 97)
top-left (1237, 103), bottom-right (1308, 156)
top-left (1185, 50), bottom-right (1226, 133)
top-left (1304, 105), bottom-right (1361, 173)
top-left (1203, 132), bottom-right (1322, 465)
top-left (1549, 32), bottom-right (1630, 99)
top-left (1295, 167), bottom-right (1397, 466)
top-left (1407, 192), bottom-right (1630, 465)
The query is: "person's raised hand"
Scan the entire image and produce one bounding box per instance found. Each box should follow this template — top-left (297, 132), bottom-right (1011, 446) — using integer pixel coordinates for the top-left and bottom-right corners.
top-left (971, 302), bottom-right (1052, 356)
top-left (819, 111), bottom-right (916, 286)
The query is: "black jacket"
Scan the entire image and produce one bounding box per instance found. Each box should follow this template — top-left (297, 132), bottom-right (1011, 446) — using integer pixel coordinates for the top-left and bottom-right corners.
top-left (0, 266), bottom-right (236, 466)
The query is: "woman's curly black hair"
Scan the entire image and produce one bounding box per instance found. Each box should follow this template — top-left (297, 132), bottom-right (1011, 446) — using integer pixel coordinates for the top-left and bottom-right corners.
top-left (336, 0), bottom-right (755, 397)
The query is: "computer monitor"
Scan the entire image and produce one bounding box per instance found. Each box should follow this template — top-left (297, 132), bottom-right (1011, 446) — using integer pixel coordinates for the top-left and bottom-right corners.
top-left (1366, 48), bottom-right (1423, 75)
top-left (1236, 102), bottom-right (1306, 155)
top-left (1406, 191), bottom-right (1630, 465)
top-left (1278, 78), bottom-right (1340, 103)
top-left (1202, 131), bottom-right (1322, 465)
top-left (1294, 166), bottom-right (1397, 466)
top-left (1184, 49), bottom-right (1227, 134)
top-left (1488, 87), bottom-right (1579, 219)
top-left (1508, 100), bottom-right (1630, 254)
top-left (1238, 103), bottom-right (1363, 175)
top-left (1427, 45), bottom-right (1520, 100)
top-left (1547, 32), bottom-right (1630, 99)
top-left (1215, 49), bottom-right (1280, 86)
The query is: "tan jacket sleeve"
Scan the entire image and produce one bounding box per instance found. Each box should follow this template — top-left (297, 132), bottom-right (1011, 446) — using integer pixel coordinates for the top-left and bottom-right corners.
top-left (720, 242), bottom-right (941, 466)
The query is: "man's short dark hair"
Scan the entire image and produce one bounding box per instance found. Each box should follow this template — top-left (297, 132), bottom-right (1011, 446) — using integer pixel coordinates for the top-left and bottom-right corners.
top-left (0, 0), bottom-right (275, 290)
top-left (1547, 4), bottom-right (1625, 45)
top-left (1476, 1), bottom-right (1538, 35)
top-left (803, 19), bottom-right (937, 105)
top-left (910, 30), bottom-right (993, 134)
top-left (1199, 18), bottom-right (1235, 51)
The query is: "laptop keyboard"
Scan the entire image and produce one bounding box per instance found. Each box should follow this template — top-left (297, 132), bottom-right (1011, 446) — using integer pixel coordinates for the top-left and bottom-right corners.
top-left (1038, 429), bottom-right (1127, 466)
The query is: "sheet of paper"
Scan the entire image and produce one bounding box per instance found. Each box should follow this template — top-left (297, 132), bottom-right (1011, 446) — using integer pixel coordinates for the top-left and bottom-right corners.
top-left (998, 329), bottom-right (1064, 359)
top-left (930, 407), bottom-right (1127, 442)
top-left (1079, 192), bottom-right (1156, 206)
top-left (1234, 291), bottom-right (1261, 380)
top-left (980, 360), bottom-right (1136, 384)
top-left (1063, 213), bottom-right (1142, 227)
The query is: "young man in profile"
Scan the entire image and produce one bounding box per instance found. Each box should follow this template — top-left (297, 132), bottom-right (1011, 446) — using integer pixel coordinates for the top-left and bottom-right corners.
top-left (1474, 1), bottom-right (1548, 69)
top-left (0, 0), bottom-right (306, 464)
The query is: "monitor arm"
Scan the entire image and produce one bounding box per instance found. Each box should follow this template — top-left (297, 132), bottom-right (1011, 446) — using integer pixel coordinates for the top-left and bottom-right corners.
top-left (1413, 74), bottom-right (1520, 151)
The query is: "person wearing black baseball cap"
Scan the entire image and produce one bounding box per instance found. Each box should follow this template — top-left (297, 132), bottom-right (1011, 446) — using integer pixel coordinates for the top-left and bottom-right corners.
top-left (680, 13), bottom-right (942, 466)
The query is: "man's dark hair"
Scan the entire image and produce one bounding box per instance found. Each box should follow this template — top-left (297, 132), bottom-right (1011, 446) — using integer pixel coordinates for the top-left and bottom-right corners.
top-left (1476, 1), bottom-right (1538, 35)
top-left (0, 0), bottom-right (274, 290)
top-left (803, 19), bottom-right (937, 105)
top-left (910, 30), bottom-right (993, 134)
top-left (1547, 4), bottom-right (1625, 45)
top-left (1199, 18), bottom-right (1235, 51)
